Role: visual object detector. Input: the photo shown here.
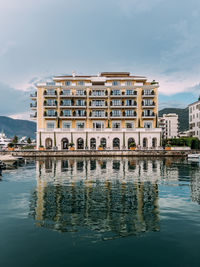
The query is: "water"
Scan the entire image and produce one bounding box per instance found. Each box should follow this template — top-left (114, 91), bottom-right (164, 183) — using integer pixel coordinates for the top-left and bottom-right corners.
top-left (0, 157), bottom-right (200, 267)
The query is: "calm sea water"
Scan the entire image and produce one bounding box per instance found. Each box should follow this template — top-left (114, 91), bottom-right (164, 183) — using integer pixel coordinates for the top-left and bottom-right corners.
top-left (0, 157), bottom-right (200, 267)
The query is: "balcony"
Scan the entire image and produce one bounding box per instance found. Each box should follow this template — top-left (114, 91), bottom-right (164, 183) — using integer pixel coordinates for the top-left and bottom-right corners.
top-left (43, 90), bottom-right (57, 97)
top-left (44, 111), bottom-right (57, 118)
top-left (30, 103), bottom-right (37, 109)
top-left (142, 90), bottom-right (155, 97)
top-left (142, 112), bottom-right (155, 118)
top-left (44, 102), bottom-right (57, 108)
top-left (30, 113), bottom-right (37, 119)
top-left (142, 101), bottom-right (155, 108)
top-left (30, 92), bottom-right (37, 99)
top-left (60, 91), bottom-right (72, 97)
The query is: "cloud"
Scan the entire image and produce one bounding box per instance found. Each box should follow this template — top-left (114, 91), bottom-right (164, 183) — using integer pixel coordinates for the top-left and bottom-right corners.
top-left (0, 82), bottom-right (30, 116)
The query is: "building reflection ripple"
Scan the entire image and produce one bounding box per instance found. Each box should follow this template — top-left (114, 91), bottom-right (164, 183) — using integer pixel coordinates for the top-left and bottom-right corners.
top-left (29, 158), bottom-right (200, 240)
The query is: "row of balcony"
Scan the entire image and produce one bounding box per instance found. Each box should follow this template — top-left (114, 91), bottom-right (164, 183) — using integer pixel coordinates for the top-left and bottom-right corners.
top-left (30, 112), bottom-right (155, 119)
top-left (31, 100), bottom-right (155, 108)
top-left (30, 90), bottom-right (155, 98)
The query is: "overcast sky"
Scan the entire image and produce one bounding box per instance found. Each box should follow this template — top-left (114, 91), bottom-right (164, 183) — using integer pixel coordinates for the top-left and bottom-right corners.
top-left (0, 0), bottom-right (200, 119)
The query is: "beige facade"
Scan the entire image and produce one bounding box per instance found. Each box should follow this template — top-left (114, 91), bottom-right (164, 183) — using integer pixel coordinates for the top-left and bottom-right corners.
top-left (158, 113), bottom-right (179, 139)
top-left (30, 72), bottom-right (162, 149)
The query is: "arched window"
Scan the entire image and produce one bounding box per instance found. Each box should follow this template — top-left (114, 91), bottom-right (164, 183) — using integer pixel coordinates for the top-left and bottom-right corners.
top-left (90, 138), bottom-right (96, 149)
top-left (128, 138), bottom-right (135, 149)
top-left (113, 138), bottom-right (120, 149)
top-left (45, 138), bottom-right (53, 149)
top-left (143, 138), bottom-right (148, 148)
top-left (152, 137), bottom-right (157, 148)
top-left (100, 138), bottom-right (107, 149)
top-left (77, 138), bottom-right (84, 149)
top-left (61, 138), bottom-right (69, 149)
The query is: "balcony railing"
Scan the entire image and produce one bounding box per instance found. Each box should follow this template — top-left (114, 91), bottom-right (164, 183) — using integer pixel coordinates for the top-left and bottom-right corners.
top-left (142, 90), bottom-right (155, 96)
top-left (44, 112), bottom-right (57, 117)
top-left (142, 112), bottom-right (155, 117)
top-left (30, 103), bottom-right (37, 108)
top-left (30, 92), bottom-right (37, 98)
top-left (44, 102), bottom-right (57, 107)
top-left (43, 90), bottom-right (57, 96)
top-left (30, 113), bottom-right (37, 118)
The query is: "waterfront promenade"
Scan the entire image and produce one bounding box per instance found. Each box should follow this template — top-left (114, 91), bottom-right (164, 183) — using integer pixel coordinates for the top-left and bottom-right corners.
top-left (0, 149), bottom-right (199, 157)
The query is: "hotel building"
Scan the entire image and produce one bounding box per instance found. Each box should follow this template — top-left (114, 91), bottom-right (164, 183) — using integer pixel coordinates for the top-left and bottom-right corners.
top-left (188, 98), bottom-right (200, 139)
top-left (158, 113), bottom-right (179, 139)
top-left (30, 72), bottom-right (162, 150)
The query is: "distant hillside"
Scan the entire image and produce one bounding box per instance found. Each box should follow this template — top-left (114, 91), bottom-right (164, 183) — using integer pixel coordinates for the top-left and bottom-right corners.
top-left (0, 116), bottom-right (36, 138)
top-left (158, 108), bottom-right (189, 132)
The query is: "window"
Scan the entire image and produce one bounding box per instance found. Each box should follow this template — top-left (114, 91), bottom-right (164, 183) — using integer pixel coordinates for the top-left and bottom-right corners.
top-left (112, 81), bottom-right (119, 86)
top-left (76, 99), bottom-right (85, 106)
top-left (143, 90), bottom-right (153, 95)
top-left (144, 121), bottom-right (152, 128)
top-left (46, 89), bottom-right (55, 95)
top-left (76, 122), bottom-right (85, 128)
top-left (112, 99), bottom-right (121, 106)
top-left (92, 110), bottom-right (105, 117)
top-left (92, 100), bottom-right (105, 106)
top-left (125, 81), bottom-right (132, 86)
top-left (78, 81), bottom-right (84, 86)
top-left (75, 110), bottom-right (86, 116)
top-left (112, 90), bottom-right (120, 95)
top-left (92, 90), bottom-right (105, 96)
top-left (76, 90), bottom-right (84, 95)
top-left (46, 110), bottom-right (56, 116)
top-left (126, 90), bottom-right (134, 95)
top-left (112, 110), bottom-right (121, 117)
top-left (65, 81), bottom-right (71, 86)
top-left (112, 122), bottom-right (121, 128)
top-left (93, 122), bottom-right (104, 129)
top-left (47, 122), bottom-right (55, 128)
top-left (143, 99), bottom-right (153, 106)
top-left (126, 122), bottom-right (134, 128)
top-left (62, 122), bottom-right (71, 129)
top-left (125, 99), bottom-right (135, 106)
top-left (62, 99), bottom-right (71, 106)
top-left (63, 89), bottom-right (71, 95)
top-left (125, 110), bottom-right (135, 116)
top-left (63, 110), bottom-right (72, 116)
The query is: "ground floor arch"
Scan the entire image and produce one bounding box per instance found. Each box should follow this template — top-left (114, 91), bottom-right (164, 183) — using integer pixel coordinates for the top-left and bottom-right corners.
top-left (90, 138), bottom-right (96, 149)
top-left (100, 138), bottom-right (107, 149)
top-left (61, 138), bottom-right (69, 149)
top-left (45, 138), bottom-right (53, 149)
top-left (77, 138), bottom-right (84, 149)
top-left (143, 138), bottom-right (148, 148)
top-left (128, 138), bottom-right (135, 149)
top-left (113, 138), bottom-right (120, 149)
top-left (152, 137), bottom-right (157, 148)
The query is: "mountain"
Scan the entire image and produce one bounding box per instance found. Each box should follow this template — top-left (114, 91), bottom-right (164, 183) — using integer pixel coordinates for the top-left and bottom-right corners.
top-left (0, 116), bottom-right (36, 138)
top-left (158, 108), bottom-right (189, 132)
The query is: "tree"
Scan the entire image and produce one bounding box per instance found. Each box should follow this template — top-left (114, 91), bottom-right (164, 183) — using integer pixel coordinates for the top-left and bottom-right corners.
top-left (12, 135), bottom-right (18, 144)
top-left (27, 137), bottom-right (32, 144)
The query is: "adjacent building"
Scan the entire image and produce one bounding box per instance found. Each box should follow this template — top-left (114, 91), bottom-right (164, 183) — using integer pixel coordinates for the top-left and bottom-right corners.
top-left (188, 98), bottom-right (200, 139)
top-left (30, 72), bottom-right (162, 150)
top-left (158, 113), bottom-right (178, 139)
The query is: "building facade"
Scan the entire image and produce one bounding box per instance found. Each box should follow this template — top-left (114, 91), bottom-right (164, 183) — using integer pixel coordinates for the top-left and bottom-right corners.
top-left (30, 72), bottom-right (162, 150)
top-left (158, 113), bottom-right (178, 139)
top-left (188, 99), bottom-right (200, 139)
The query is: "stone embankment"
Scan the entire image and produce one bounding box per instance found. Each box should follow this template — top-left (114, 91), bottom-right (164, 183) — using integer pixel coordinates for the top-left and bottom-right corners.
top-left (0, 149), bottom-right (199, 157)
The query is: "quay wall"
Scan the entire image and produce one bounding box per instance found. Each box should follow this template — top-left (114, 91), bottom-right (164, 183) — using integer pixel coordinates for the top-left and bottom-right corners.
top-left (0, 150), bottom-right (200, 158)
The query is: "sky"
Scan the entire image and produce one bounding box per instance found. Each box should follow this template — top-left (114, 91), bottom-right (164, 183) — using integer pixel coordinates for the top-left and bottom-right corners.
top-left (0, 0), bottom-right (200, 120)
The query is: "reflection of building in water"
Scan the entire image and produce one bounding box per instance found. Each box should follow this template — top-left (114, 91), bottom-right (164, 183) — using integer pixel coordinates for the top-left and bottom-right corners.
top-left (30, 159), bottom-right (160, 239)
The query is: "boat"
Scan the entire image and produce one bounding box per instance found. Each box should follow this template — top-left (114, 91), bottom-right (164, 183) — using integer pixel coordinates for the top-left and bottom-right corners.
top-left (188, 154), bottom-right (200, 162)
top-left (0, 131), bottom-right (12, 150)
top-left (0, 155), bottom-right (19, 167)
